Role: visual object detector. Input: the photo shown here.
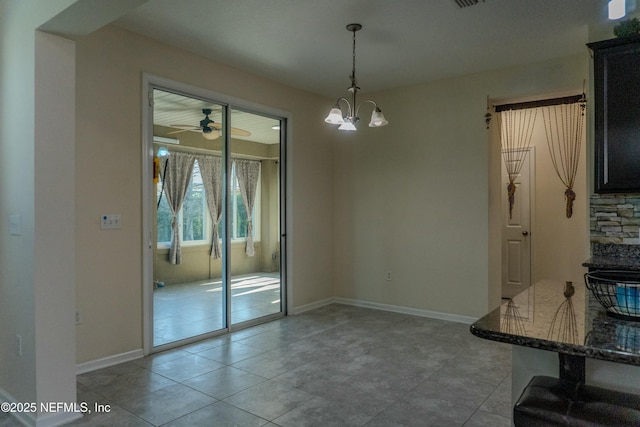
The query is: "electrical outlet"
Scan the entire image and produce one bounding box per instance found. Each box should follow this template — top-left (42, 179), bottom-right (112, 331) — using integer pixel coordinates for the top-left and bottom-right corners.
top-left (386, 271), bottom-right (392, 281)
top-left (75, 310), bottom-right (82, 325)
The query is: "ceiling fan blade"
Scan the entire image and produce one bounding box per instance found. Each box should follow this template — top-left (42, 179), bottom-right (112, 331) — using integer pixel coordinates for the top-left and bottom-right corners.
top-left (230, 127), bottom-right (251, 136)
top-left (205, 123), bottom-right (251, 137)
top-left (167, 129), bottom-right (192, 135)
top-left (203, 132), bottom-right (221, 141)
top-left (170, 124), bottom-right (200, 129)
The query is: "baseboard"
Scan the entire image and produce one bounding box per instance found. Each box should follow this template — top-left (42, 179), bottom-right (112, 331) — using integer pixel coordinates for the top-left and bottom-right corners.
top-left (334, 297), bottom-right (478, 324)
top-left (291, 297), bottom-right (336, 314)
top-left (0, 387), bottom-right (82, 427)
top-left (76, 348), bottom-right (144, 375)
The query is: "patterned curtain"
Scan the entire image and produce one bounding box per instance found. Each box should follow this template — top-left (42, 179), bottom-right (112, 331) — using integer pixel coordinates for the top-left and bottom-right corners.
top-left (234, 159), bottom-right (261, 256)
top-left (197, 154), bottom-right (223, 259)
top-left (163, 152), bottom-right (195, 264)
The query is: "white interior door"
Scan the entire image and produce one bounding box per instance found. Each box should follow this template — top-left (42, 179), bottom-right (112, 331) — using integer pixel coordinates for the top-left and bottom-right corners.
top-left (502, 147), bottom-right (534, 299)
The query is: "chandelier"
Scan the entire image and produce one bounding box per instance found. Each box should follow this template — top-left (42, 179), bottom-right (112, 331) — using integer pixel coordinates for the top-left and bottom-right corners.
top-left (324, 23), bottom-right (389, 131)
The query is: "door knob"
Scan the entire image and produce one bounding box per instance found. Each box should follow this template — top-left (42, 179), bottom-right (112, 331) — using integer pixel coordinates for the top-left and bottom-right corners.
top-left (522, 231), bottom-right (529, 236)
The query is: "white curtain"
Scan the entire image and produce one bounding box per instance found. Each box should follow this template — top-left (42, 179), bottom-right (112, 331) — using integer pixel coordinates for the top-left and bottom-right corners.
top-left (198, 154), bottom-right (223, 259)
top-left (234, 159), bottom-right (261, 256)
top-left (163, 152), bottom-right (195, 264)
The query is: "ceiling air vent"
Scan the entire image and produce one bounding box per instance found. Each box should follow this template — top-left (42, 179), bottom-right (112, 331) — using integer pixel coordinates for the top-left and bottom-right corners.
top-left (453, 0), bottom-right (483, 8)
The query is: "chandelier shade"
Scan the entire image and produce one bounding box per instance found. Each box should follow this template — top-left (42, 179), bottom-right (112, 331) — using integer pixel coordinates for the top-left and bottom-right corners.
top-left (324, 107), bottom-right (345, 124)
top-left (338, 121), bottom-right (357, 131)
top-left (369, 108), bottom-right (388, 127)
top-left (324, 23), bottom-right (388, 131)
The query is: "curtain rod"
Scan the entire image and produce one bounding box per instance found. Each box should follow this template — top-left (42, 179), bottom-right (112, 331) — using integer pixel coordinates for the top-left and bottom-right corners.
top-left (495, 93), bottom-right (585, 112)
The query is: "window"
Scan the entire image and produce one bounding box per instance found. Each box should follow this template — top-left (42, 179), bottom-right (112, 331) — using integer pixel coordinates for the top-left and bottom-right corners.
top-left (157, 159), bottom-right (209, 246)
top-left (181, 160), bottom-right (207, 242)
top-left (230, 162), bottom-right (261, 240)
top-left (157, 155), bottom-right (260, 247)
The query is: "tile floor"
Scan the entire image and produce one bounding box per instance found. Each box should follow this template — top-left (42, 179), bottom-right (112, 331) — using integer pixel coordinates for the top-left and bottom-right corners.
top-left (2, 304), bottom-right (512, 426)
top-left (154, 273), bottom-right (282, 346)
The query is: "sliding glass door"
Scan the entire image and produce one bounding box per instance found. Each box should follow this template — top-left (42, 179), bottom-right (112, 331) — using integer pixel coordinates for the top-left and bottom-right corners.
top-left (149, 87), bottom-right (284, 350)
top-left (228, 108), bottom-right (283, 325)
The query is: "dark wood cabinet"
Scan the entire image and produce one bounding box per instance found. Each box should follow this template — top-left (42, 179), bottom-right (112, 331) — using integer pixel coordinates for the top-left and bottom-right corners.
top-left (589, 35), bottom-right (640, 193)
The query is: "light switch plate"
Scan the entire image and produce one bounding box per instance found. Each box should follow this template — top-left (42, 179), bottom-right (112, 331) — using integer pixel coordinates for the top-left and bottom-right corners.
top-left (100, 214), bottom-right (121, 230)
top-left (9, 214), bottom-right (21, 235)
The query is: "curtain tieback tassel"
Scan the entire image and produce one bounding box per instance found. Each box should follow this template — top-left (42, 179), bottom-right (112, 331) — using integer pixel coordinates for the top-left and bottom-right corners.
top-left (565, 188), bottom-right (576, 218)
top-left (507, 182), bottom-right (517, 219)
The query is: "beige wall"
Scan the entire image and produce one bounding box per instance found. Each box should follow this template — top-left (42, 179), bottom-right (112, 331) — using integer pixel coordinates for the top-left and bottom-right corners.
top-left (1, 1), bottom-right (39, 405)
top-left (333, 52), bottom-right (590, 319)
top-left (1, 1), bottom-right (80, 420)
top-left (75, 25), bottom-right (334, 363)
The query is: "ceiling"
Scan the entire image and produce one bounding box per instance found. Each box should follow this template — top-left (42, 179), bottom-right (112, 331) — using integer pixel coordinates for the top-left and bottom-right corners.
top-left (115, 0), bottom-right (613, 101)
top-left (114, 0), bottom-right (616, 144)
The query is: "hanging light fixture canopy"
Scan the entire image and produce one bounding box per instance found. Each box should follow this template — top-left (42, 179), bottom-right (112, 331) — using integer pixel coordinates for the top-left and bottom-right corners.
top-left (324, 23), bottom-right (389, 131)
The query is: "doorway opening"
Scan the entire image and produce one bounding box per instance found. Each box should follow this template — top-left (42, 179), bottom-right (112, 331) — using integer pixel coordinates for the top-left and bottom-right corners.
top-left (489, 91), bottom-right (589, 308)
top-left (143, 80), bottom-right (287, 352)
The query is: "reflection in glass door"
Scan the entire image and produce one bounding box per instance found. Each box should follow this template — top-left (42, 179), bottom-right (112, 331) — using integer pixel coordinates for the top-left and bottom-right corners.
top-left (152, 88), bottom-right (227, 347)
top-left (149, 88), bottom-right (284, 349)
top-left (228, 109), bottom-right (282, 325)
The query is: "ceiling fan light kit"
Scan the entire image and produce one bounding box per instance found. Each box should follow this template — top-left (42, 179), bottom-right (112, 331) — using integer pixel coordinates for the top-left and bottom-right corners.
top-left (169, 108), bottom-right (251, 140)
top-left (200, 108), bottom-right (221, 140)
top-left (324, 23), bottom-right (389, 131)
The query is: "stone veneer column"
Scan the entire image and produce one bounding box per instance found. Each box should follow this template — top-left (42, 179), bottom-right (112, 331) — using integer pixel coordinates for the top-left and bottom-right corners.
top-left (590, 194), bottom-right (640, 244)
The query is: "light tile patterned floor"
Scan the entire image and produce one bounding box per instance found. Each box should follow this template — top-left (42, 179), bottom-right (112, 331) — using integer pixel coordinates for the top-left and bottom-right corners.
top-left (154, 273), bottom-right (282, 346)
top-left (1, 304), bottom-right (512, 426)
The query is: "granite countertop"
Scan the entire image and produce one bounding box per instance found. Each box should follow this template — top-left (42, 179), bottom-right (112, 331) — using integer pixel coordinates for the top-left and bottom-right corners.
top-left (470, 279), bottom-right (640, 366)
top-left (583, 256), bottom-right (640, 271)
top-left (583, 243), bottom-right (640, 270)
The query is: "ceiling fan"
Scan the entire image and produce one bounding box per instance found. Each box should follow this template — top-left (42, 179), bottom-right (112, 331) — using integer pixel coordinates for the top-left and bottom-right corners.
top-left (169, 108), bottom-right (251, 140)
